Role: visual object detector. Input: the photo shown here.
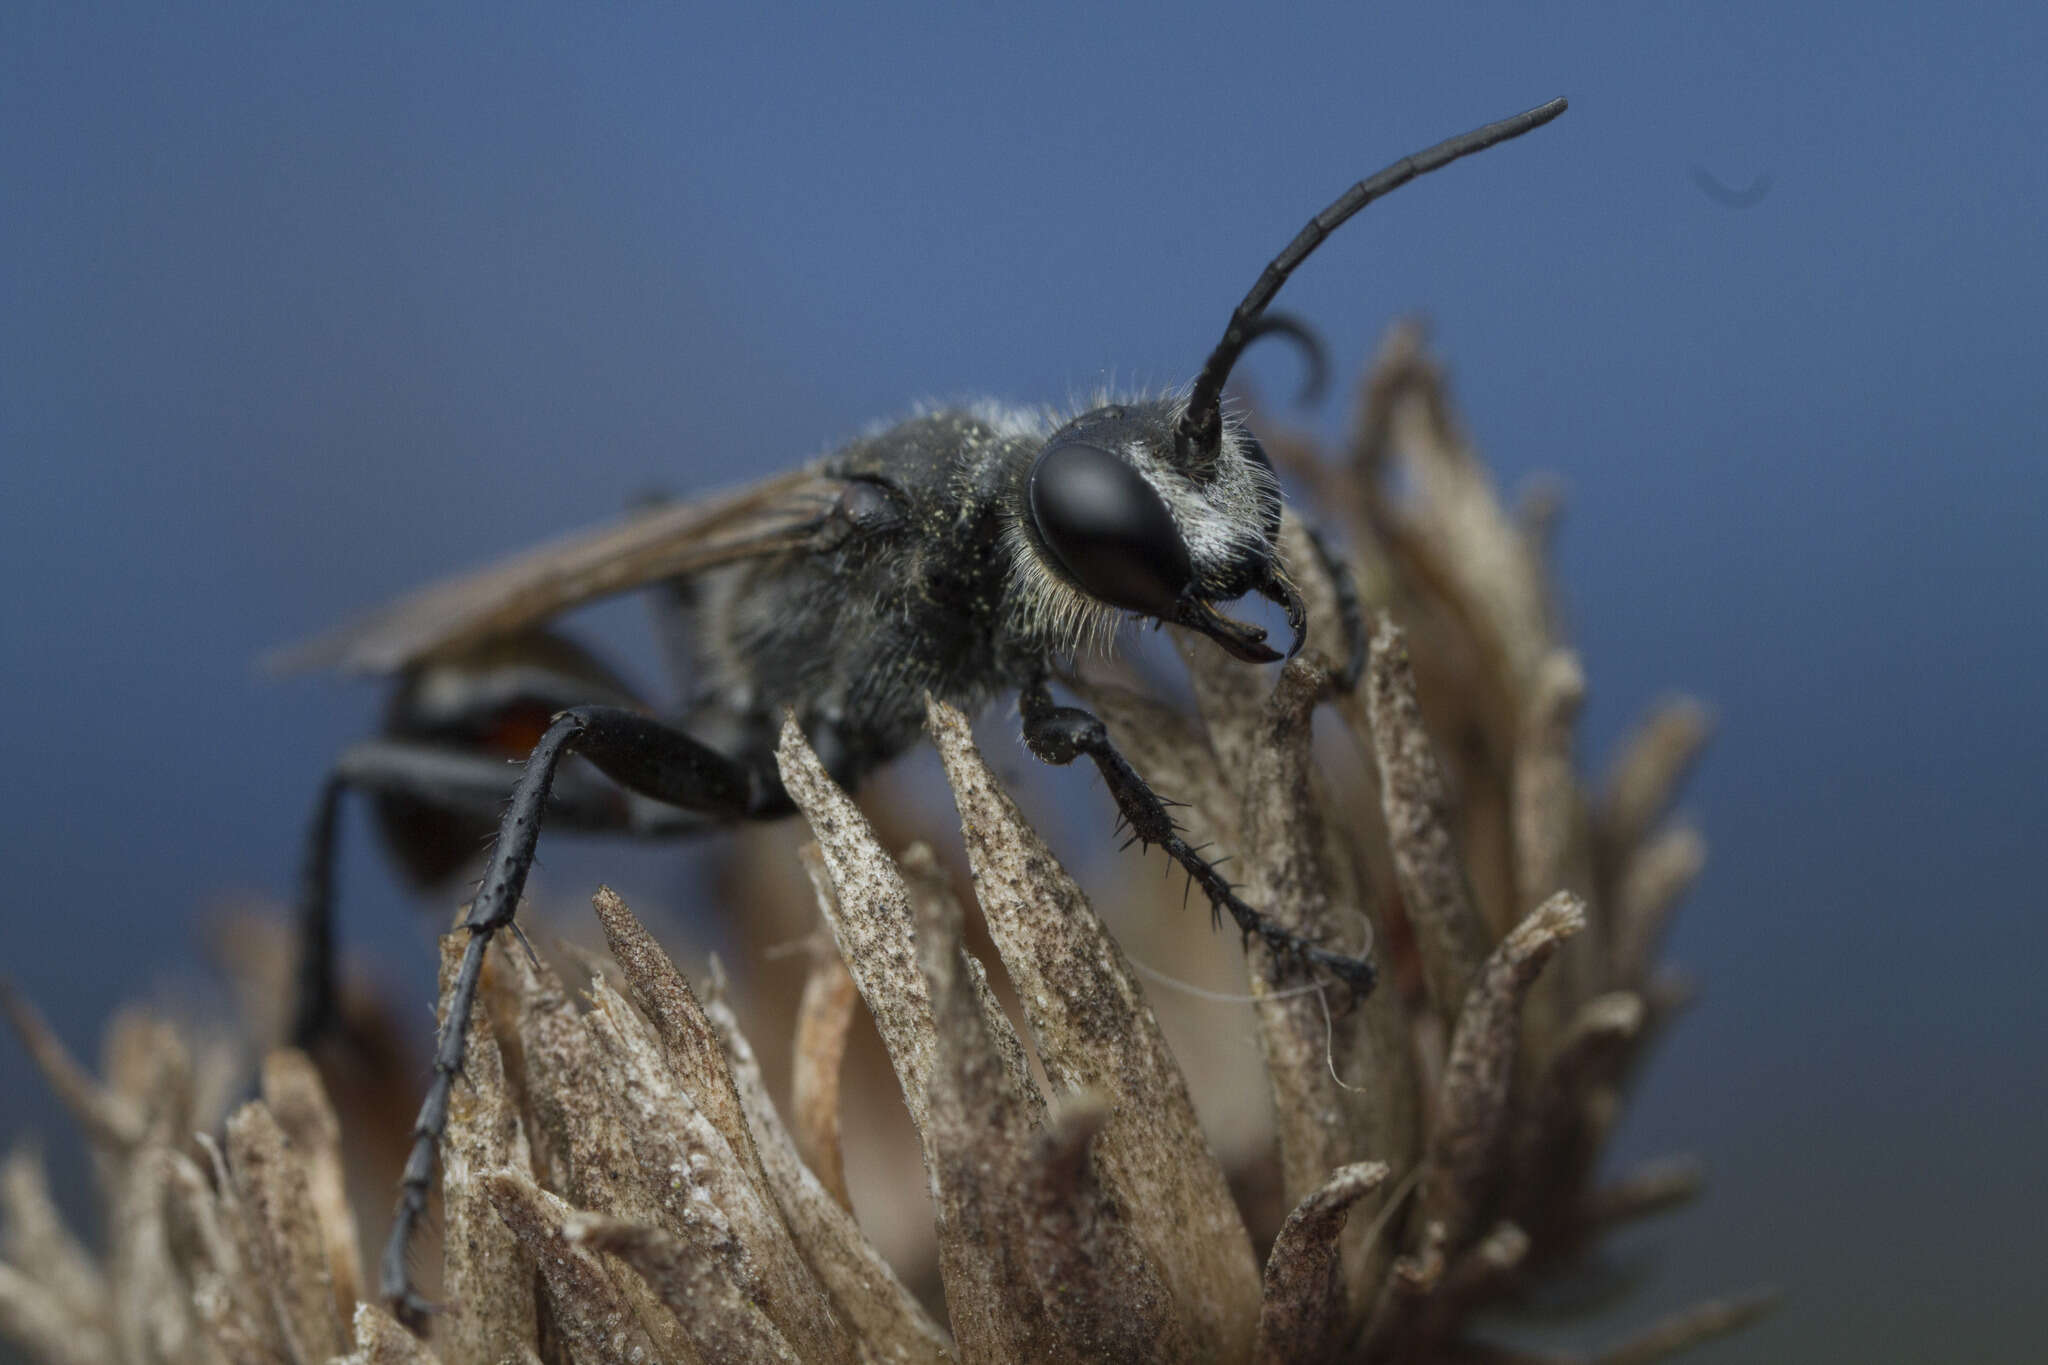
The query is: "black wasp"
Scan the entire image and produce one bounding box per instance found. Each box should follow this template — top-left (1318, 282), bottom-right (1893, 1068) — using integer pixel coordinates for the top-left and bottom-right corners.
top-left (270, 97), bottom-right (1568, 1323)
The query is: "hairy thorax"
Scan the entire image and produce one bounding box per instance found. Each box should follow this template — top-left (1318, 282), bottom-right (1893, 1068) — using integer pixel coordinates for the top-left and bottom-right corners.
top-left (682, 408), bottom-right (1058, 780)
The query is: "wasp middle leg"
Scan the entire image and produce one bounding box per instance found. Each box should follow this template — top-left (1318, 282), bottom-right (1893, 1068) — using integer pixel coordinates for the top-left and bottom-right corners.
top-left (376, 702), bottom-right (789, 1327)
top-left (288, 740), bottom-right (677, 1045)
top-left (286, 631), bottom-right (689, 1048)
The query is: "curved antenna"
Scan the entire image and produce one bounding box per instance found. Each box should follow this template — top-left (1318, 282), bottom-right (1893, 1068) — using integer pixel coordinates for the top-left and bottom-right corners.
top-left (1178, 96), bottom-right (1568, 463)
top-left (1238, 311), bottom-right (1330, 408)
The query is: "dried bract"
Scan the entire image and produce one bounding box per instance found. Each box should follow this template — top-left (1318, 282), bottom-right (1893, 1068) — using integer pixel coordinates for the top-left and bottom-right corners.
top-left (3, 327), bottom-right (1765, 1364)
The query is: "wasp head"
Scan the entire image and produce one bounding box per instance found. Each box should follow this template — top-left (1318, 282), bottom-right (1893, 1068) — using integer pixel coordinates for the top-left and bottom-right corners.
top-left (1008, 98), bottom-right (1573, 662)
top-left (1012, 399), bottom-right (1302, 663)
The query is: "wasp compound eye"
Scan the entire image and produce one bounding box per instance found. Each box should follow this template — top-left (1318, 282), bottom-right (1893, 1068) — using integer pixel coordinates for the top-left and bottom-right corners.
top-left (1027, 442), bottom-right (1192, 616)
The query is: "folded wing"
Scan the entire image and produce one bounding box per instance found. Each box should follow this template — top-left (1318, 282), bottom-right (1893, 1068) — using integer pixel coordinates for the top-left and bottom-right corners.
top-left (266, 467), bottom-right (846, 676)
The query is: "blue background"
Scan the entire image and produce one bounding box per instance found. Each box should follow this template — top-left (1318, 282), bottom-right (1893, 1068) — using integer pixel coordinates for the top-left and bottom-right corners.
top-left (4, 5), bottom-right (2042, 1359)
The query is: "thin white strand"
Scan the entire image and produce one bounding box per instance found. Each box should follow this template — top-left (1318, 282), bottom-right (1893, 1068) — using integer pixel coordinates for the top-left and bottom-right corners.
top-left (1128, 957), bottom-right (1329, 1003)
top-left (1127, 895), bottom-right (1379, 1092)
top-left (1315, 982), bottom-right (1368, 1094)
top-left (1356, 1162), bottom-right (1425, 1258)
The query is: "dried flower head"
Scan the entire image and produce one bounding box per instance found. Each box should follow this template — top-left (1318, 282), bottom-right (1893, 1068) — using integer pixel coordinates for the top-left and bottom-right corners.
top-left (2, 326), bottom-right (1771, 1364)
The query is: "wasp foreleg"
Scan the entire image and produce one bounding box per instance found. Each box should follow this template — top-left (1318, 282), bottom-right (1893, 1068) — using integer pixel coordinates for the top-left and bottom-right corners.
top-left (1018, 679), bottom-right (1376, 998)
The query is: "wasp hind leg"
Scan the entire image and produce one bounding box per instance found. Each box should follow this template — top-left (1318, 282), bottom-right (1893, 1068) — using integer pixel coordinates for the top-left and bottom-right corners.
top-left (289, 774), bottom-right (345, 1050)
top-left (378, 703), bottom-right (776, 1329)
top-left (1017, 677), bottom-right (1377, 998)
